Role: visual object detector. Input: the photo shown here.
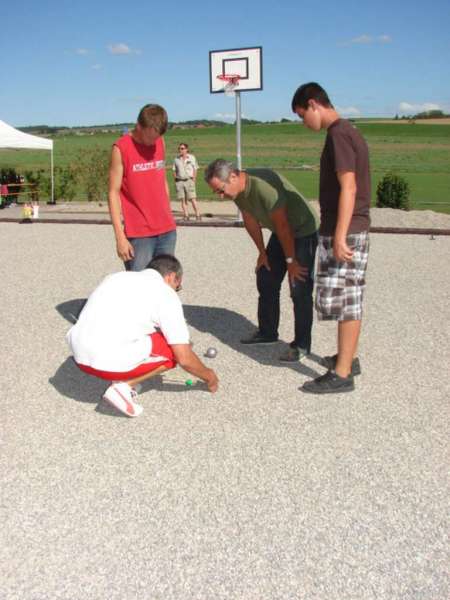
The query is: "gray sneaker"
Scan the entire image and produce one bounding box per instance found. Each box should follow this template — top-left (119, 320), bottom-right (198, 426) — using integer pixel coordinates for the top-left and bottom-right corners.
top-left (320, 354), bottom-right (361, 376)
top-left (279, 346), bottom-right (308, 362)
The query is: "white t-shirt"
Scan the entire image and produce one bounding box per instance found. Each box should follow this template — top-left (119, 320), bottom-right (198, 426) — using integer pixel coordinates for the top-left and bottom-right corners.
top-left (66, 269), bottom-right (190, 372)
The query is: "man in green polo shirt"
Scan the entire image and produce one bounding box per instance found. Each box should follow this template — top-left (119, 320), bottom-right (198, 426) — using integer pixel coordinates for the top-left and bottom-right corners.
top-left (205, 159), bottom-right (319, 362)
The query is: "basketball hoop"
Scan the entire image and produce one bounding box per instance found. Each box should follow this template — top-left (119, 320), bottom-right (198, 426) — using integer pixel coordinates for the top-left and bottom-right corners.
top-left (217, 74), bottom-right (241, 97)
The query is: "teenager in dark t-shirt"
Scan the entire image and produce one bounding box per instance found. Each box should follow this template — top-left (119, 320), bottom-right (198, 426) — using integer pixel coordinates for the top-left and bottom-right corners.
top-left (292, 82), bottom-right (370, 394)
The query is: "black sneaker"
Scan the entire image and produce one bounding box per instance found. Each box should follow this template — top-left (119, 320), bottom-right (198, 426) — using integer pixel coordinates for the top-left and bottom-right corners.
top-left (240, 332), bottom-right (278, 345)
top-left (300, 370), bottom-right (355, 394)
top-left (320, 354), bottom-right (361, 376)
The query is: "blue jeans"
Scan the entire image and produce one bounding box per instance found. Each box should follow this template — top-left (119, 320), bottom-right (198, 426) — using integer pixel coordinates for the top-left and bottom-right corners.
top-left (125, 229), bottom-right (177, 272)
top-left (256, 232), bottom-right (318, 352)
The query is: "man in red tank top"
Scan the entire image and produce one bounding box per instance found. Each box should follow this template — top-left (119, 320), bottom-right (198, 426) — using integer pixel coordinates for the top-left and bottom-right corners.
top-left (108, 104), bottom-right (177, 271)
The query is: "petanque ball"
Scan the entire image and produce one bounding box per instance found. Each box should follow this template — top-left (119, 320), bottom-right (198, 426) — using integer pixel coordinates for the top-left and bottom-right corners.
top-left (205, 347), bottom-right (217, 358)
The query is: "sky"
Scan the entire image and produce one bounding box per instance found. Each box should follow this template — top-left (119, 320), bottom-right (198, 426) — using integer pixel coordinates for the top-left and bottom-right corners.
top-left (1, 0), bottom-right (449, 127)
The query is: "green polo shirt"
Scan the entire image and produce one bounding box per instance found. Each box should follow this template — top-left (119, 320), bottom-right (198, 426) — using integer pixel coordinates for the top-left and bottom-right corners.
top-left (234, 169), bottom-right (318, 237)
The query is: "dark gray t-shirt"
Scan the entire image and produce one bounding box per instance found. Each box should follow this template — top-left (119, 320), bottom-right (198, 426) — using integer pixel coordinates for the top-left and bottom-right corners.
top-left (319, 119), bottom-right (371, 235)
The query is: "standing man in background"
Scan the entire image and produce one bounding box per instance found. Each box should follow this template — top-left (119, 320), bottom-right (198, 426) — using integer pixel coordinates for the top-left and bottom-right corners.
top-left (292, 82), bottom-right (371, 394)
top-left (108, 104), bottom-right (176, 271)
top-left (172, 143), bottom-right (201, 221)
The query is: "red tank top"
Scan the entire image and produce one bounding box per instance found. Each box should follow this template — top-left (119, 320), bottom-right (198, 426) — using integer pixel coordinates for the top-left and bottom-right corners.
top-left (114, 134), bottom-right (176, 238)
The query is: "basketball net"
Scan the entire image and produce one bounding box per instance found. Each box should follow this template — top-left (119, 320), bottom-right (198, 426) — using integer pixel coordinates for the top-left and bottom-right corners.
top-left (217, 74), bottom-right (241, 97)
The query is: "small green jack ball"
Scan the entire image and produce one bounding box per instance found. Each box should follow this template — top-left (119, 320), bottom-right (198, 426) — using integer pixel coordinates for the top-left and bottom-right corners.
top-left (185, 379), bottom-right (193, 386)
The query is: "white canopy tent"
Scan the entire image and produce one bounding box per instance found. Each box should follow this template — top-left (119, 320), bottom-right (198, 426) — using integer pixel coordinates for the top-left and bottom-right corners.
top-left (0, 119), bottom-right (54, 203)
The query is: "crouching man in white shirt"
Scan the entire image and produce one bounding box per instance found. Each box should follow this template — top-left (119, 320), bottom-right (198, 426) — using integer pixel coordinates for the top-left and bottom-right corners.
top-left (66, 254), bottom-right (219, 417)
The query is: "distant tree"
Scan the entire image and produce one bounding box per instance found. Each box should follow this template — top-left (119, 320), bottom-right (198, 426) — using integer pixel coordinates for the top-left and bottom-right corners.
top-left (77, 147), bottom-right (110, 202)
top-left (24, 169), bottom-right (46, 201)
top-left (240, 118), bottom-right (261, 125)
top-left (412, 109), bottom-right (446, 119)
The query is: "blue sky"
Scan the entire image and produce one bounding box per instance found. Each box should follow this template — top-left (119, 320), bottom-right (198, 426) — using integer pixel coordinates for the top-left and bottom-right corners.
top-left (1, 0), bottom-right (449, 127)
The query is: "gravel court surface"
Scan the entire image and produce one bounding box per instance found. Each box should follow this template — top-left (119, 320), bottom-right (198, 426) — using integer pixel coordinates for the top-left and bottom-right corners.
top-left (1, 223), bottom-right (449, 600)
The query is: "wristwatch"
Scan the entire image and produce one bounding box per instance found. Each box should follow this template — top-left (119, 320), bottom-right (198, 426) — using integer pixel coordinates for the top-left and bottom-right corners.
top-left (286, 257), bottom-right (294, 264)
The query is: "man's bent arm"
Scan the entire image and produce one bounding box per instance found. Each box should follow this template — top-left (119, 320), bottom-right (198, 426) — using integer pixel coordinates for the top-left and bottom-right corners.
top-left (269, 205), bottom-right (296, 259)
top-left (171, 344), bottom-right (219, 393)
top-left (270, 205), bottom-right (308, 283)
top-left (334, 170), bottom-right (357, 262)
top-left (108, 146), bottom-right (134, 261)
top-left (242, 210), bottom-right (265, 253)
top-left (241, 210), bottom-right (270, 272)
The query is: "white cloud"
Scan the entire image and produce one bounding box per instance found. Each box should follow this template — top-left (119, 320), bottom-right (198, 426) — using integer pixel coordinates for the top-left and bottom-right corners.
top-left (91, 64), bottom-right (102, 70)
top-left (213, 112), bottom-right (248, 121)
top-left (108, 43), bottom-right (131, 54)
top-left (75, 48), bottom-right (89, 55)
top-left (351, 34), bottom-right (373, 44)
top-left (340, 33), bottom-right (392, 46)
top-left (107, 43), bottom-right (141, 55)
top-left (336, 106), bottom-right (361, 117)
top-left (214, 113), bottom-right (235, 121)
top-left (398, 102), bottom-right (441, 114)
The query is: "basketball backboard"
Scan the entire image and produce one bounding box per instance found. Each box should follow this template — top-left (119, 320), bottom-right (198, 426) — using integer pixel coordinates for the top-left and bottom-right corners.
top-left (209, 46), bottom-right (263, 94)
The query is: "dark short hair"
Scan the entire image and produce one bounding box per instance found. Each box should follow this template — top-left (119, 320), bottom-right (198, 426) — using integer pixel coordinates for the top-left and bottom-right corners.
top-left (137, 104), bottom-right (168, 135)
top-left (204, 159), bottom-right (240, 183)
top-left (147, 254), bottom-right (182, 278)
top-left (291, 82), bottom-right (333, 112)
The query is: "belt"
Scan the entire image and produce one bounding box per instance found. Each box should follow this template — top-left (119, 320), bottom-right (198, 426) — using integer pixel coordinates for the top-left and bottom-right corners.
top-left (176, 178), bottom-right (192, 181)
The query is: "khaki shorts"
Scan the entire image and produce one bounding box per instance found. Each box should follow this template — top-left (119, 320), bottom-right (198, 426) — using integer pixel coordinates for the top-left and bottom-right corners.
top-left (175, 179), bottom-right (197, 201)
top-left (316, 231), bottom-right (369, 321)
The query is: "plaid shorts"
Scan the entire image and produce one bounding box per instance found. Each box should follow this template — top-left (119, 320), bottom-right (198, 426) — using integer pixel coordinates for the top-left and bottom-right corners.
top-left (316, 231), bottom-right (369, 321)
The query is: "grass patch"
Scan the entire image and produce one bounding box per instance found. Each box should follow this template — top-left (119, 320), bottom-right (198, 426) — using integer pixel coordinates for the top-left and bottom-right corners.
top-left (1, 122), bottom-right (449, 212)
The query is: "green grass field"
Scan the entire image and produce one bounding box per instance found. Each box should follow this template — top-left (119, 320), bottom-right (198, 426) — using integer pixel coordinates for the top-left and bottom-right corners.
top-left (1, 121), bottom-right (449, 212)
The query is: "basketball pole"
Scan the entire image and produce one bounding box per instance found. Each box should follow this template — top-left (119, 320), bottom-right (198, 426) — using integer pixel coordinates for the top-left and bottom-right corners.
top-left (235, 90), bottom-right (242, 169)
top-left (235, 90), bottom-right (243, 222)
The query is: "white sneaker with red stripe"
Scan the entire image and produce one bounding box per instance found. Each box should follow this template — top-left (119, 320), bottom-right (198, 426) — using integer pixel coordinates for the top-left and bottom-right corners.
top-left (102, 382), bottom-right (143, 417)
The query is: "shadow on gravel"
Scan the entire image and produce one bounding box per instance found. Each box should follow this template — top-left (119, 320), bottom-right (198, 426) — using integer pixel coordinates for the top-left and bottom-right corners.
top-left (53, 299), bottom-right (322, 403)
top-left (184, 304), bottom-right (321, 378)
top-left (49, 357), bottom-right (202, 417)
top-left (49, 356), bottom-right (104, 404)
top-left (55, 298), bottom-right (87, 324)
